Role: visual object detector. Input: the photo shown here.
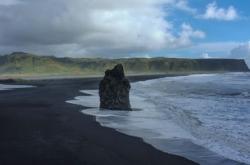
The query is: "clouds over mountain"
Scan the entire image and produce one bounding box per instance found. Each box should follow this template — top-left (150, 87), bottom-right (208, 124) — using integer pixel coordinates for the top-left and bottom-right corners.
top-left (0, 0), bottom-right (205, 57)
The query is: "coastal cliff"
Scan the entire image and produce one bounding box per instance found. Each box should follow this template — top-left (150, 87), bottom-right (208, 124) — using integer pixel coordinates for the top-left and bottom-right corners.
top-left (0, 52), bottom-right (249, 77)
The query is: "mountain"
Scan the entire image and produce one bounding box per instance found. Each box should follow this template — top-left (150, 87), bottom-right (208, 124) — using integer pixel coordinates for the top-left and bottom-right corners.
top-left (0, 52), bottom-right (249, 78)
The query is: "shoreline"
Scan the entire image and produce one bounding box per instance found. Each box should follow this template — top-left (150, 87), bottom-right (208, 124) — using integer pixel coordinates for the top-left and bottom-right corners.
top-left (0, 75), bottom-right (198, 165)
top-left (69, 83), bottom-right (246, 165)
top-left (1, 70), bottom-right (248, 81)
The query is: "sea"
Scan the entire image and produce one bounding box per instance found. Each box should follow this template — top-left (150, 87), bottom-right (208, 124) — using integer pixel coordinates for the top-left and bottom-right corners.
top-left (67, 72), bottom-right (250, 165)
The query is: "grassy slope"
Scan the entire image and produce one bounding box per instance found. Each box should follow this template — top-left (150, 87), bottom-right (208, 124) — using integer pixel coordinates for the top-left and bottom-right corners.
top-left (0, 52), bottom-right (249, 78)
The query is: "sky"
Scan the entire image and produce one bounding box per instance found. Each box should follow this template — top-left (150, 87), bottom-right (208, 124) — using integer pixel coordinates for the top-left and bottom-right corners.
top-left (0, 0), bottom-right (249, 64)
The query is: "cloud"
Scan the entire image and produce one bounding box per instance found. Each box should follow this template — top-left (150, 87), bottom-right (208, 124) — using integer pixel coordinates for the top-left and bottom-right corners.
top-left (190, 42), bottom-right (241, 54)
top-left (200, 1), bottom-right (238, 21)
top-left (169, 41), bottom-right (243, 59)
top-left (174, 0), bottom-right (196, 14)
top-left (171, 23), bottom-right (205, 48)
top-left (0, 0), bottom-right (204, 57)
top-left (201, 53), bottom-right (211, 59)
top-left (230, 42), bottom-right (250, 66)
top-left (0, 0), bottom-right (20, 6)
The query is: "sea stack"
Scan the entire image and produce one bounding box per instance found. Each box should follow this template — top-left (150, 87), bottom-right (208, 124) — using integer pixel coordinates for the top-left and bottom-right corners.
top-left (99, 64), bottom-right (131, 110)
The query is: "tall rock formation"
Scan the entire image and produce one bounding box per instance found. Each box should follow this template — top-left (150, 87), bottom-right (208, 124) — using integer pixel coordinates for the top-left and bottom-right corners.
top-left (99, 64), bottom-right (131, 110)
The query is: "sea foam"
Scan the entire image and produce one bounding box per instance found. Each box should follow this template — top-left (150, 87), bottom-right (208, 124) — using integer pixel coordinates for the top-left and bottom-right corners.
top-left (67, 73), bottom-right (250, 165)
top-left (0, 84), bottom-right (34, 91)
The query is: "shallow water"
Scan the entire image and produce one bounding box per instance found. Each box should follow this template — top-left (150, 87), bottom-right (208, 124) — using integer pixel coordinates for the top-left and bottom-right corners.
top-left (0, 84), bottom-right (34, 91)
top-left (67, 73), bottom-right (250, 165)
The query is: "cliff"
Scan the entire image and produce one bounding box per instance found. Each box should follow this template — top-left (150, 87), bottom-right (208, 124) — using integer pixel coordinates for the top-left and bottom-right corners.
top-left (0, 52), bottom-right (249, 77)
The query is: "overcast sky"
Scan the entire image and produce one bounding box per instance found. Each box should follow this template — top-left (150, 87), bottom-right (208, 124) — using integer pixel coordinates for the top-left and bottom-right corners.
top-left (0, 0), bottom-right (249, 63)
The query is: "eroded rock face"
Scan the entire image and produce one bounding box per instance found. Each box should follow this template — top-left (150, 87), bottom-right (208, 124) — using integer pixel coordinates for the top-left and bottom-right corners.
top-left (99, 64), bottom-right (131, 110)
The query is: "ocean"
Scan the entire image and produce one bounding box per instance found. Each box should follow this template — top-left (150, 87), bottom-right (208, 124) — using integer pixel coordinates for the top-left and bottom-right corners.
top-left (67, 72), bottom-right (250, 165)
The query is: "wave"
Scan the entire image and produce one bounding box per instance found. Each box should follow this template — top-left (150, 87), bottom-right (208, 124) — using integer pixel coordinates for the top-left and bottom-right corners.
top-left (67, 73), bottom-right (250, 165)
top-left (131, 73), bottom-right (250, 164)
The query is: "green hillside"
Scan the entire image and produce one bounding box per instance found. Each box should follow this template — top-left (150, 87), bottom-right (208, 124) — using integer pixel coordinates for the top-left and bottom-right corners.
top-left (0, 52), bottom-right (249, 78)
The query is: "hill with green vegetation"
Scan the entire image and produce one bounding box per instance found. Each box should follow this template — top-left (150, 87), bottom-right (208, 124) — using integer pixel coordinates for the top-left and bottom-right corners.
top-left (0, 52), bottom-right (249, 78)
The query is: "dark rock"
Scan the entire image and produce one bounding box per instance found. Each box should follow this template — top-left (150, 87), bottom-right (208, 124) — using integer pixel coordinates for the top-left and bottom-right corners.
top-left (99, 64), bottom-right (131, 110)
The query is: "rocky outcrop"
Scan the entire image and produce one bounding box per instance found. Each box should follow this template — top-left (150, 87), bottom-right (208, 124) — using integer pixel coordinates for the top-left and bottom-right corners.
top-left (99, 64), bottom-right (131, 110)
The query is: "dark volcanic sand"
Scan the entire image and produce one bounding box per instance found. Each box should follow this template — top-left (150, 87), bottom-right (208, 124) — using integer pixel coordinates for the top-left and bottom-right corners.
top-left (0, 75), bottom-right (198, 165)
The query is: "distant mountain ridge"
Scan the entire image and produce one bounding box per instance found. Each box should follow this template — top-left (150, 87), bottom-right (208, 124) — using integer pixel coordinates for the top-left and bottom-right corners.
top-left (0, 52), bottom-right (249, 77)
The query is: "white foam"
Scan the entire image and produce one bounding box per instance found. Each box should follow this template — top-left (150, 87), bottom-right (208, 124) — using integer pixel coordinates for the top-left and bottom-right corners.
top-left (0, 84), bottom-right (34, 91)
top-left (67, 73), bottom-right (250, 165)
top-left (131, 73), bottom-right (250, 164)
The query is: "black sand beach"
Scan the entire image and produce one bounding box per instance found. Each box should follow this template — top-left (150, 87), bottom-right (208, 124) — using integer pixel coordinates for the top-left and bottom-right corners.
top-left (0, 75), bottom-right (198, 165)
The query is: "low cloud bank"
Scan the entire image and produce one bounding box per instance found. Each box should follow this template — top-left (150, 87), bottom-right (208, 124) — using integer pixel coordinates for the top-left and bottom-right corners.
top-left (230, 42), bottom-right (250, 67)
